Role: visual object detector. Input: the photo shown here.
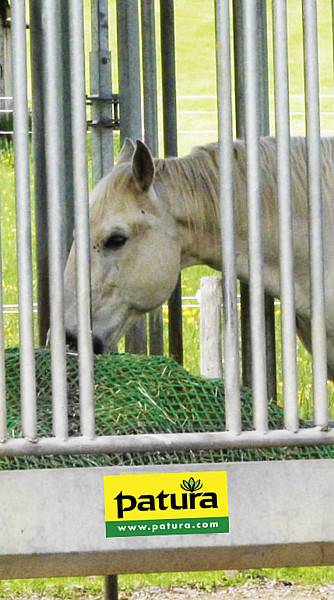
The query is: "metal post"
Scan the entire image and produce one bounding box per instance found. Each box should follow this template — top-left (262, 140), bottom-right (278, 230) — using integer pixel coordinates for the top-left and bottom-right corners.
top-left (30, 0), bottom-right (49, 346)
top-left (141, 0), bottom-right (158, 157)
top-left (42, 0), bottom-right (68, 439)
top-left (160, 0), bottom-right (183, 365)
top-left (233, 0), bottom-right (251, 390)
top-left (60, 0), bottom-right (75, 255)
top-left (233, 0), bottom-right (276, 400)
top-left (104, 574), bottom-right (118, 600)
top-left (273, 0), bottom-right (298, 431)
top-left (117, 0), bottom-right (147, 355)
top-left (141, 0), bottom-right (163, 356)
top-left (243, 0), bottom-right (268, 431)
top-left (90, 4), bottom-right (118, 590)
top-left (69, 0), bottom-right (95, 439)
top-left (258, 0), bottom-right (277, 403)
top-left (90, 0), bottom-right (114, 185)
top-left (116, 0), bottom-right (142, 142)
top-left (302, 0), bottom-right (328, 427)
top-left (12, 0), bottom-right (37, 441)
top-left (215, 0), bottom-right (241, 433)
top-left (31, 0), bottom-right (74, 346)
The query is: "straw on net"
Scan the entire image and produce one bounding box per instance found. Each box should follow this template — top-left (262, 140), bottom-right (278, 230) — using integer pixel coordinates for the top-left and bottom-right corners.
top-left (1, 348), bottom-right (333, 470)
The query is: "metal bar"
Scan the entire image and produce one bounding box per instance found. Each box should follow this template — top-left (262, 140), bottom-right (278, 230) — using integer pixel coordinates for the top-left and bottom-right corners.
top-left (258, 0), bottom-right (277, 404)
top-left (233, 0), bottom-right (276, 401)
top-left (302, 0), bottom-right (328, 427)
top-left (69, 0), bottom-right (95, 439)
top-left (273, 0), bottom-right (299, 432)
top-left (232, 0), bottom-right (252, 390)
top-left (141, 0), bottom-right (163, 356)
top-left (215, 0), bottom-right (241, 433)
top-left (116, 0), bottom-right (147, 355)
top-left (42, 0), bottom-right (68, 439)
top-left (12, 0), bottom-right (37, 441)
top-left (29, 0), bottom-right (49, 345)
top-left (2, 426), bottom-right (334, 457)
top-left (141, 0), bottom-right (158, 157)
top-left (160, 0), bottom-right (183, 365)
top-left (91, 0), bottom-right (114, 185)
top-left (257, 0), bottom-right (269, 136)
top-left (60, 0), bottom-right (75, 255)
top-left (243, 0), bottom-right (268, 431)
top-left (116, 0), bottom-right (142, 142)
top-left (105, 575), bottom-right (118, 600)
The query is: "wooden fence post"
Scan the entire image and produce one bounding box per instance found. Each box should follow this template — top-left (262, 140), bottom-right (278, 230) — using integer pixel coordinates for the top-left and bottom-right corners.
top-left (200, 276), bottom-right (223, 379)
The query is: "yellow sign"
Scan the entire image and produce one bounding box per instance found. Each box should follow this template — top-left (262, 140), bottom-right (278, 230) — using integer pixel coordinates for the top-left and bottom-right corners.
top-left (104, 470), bottom-right (229, 538)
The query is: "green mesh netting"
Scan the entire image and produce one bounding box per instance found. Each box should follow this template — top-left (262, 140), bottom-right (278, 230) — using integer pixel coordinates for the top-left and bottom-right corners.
top-left (1, 347), bottom-right (333, 470)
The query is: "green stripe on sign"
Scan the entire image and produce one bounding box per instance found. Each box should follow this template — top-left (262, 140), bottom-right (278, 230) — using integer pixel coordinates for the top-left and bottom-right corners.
top-left (106, 516), bottom-right (229, 537)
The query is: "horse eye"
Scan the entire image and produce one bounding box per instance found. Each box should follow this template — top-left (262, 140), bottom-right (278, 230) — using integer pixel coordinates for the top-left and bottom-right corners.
top-left (103, 233), bottom-right (128, 250)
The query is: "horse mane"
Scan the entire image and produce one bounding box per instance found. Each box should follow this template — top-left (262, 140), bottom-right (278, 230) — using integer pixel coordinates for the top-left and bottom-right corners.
top-left (154, 136), bottom-right (334, 239)
top-left (89, 136), bottom-right (334, 240)
top-left (154, 143), bottom-right (220, 237)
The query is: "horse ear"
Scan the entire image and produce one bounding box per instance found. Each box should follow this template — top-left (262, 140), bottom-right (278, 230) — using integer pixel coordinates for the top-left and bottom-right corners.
top-left (118, 138), bottom-right (136, 164)
top-left (132, 140), bottom-right (155, 192)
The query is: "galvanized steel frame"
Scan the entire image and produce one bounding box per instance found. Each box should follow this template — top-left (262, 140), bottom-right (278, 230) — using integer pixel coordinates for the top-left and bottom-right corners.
top-left (1, 0), bottom-right (333, 458)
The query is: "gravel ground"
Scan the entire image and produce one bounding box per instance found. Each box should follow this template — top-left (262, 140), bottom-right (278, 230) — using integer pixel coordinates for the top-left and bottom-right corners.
top-left (118, 581), bottom-right (334, 599)
top-left (4, 580), bottom-right (334, 599)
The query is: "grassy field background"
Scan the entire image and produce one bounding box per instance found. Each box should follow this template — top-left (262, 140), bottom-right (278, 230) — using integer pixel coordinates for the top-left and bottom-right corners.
top-left (2, 0), bottom-right (334, 595)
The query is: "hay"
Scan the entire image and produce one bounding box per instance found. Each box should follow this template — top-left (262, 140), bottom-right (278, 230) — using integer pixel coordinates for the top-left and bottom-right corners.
top-left (1, 348), bottom-right (333, 470)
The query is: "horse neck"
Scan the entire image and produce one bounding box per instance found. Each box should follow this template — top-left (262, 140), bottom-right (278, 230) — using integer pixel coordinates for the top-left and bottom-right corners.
top-left (154, 145), bottom-right (222, 269)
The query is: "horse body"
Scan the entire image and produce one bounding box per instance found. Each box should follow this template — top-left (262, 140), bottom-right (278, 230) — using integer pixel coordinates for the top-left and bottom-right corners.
top-left (64, 136), bottom-right (334, 379)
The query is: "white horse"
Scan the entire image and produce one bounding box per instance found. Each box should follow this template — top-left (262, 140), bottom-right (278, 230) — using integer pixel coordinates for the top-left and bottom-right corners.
top-left (64, 137), bottom-right (334, 379)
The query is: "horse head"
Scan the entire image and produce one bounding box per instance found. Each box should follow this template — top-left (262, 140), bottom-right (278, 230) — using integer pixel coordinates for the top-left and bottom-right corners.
top-left (64, 139), bottom-right (181, 353)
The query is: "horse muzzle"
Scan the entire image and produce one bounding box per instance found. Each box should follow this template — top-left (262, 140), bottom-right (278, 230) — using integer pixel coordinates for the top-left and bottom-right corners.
top-left (65, 331), bottom-right (105, 355)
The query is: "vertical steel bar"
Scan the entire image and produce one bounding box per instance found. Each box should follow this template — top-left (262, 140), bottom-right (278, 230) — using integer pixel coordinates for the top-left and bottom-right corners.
top-left (160, 0), bottom-right (183, 365)
top-left (273, 0), bottom-right (298, 432)
top-left (91, 0), bottom-right (114, 186)
top-left (141, 0), bottom-right (163, 356)
top-left (12, 0), bottom-right (37, 440)
top-left (141, 0), bottom-right (158, 157)
top-left (42, 0), bottom-right (68, 439)
top-left (30, 0), bottom-right (49, 346)
top-left (258, 0), bottom-right (277, 403)
top-left (234, 0), bottom-right (276, 401)
top-left (91, 4), bottom-right (118, 594)
top-left (232, 0), bottom-right (252, 390)
top-left (215, 0), bottom-right (241, 433)
top-left (243, 0), bottom-right (268, 431)
top-left (69, 0), bottom-right (95, 439)
top-left (117, 0), bottom-right (147, 354)
top-left (60, 0), bottom-right (75, 255)
top-left (116, 0), bottom-right (142, 142)
top-left (302, 0), bottom-right (328, 427)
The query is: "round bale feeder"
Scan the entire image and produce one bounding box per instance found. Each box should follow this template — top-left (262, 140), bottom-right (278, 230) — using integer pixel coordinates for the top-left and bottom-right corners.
top-left (1, 1), bottom-right (334, 598)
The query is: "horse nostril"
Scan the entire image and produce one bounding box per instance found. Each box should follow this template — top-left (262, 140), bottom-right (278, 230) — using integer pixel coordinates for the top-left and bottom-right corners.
top-left (93, 335), bottom-right (104, 354)
top-left (66, 332), bottom-right (103, 354)
top-left (66, 332), bottom-right (78, 352)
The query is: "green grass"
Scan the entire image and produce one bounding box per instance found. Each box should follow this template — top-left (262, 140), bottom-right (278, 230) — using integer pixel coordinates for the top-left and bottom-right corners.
top-left (1, 566), bottom-right (334, 598)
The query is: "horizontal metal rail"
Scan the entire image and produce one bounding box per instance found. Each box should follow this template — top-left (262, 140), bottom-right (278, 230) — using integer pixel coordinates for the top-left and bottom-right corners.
top-left (0, 427), bottom-right (334, 457)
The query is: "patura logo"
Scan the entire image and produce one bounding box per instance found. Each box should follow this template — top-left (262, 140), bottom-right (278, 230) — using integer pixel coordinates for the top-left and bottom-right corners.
top-left (104, 471), bottom-right (229, 538)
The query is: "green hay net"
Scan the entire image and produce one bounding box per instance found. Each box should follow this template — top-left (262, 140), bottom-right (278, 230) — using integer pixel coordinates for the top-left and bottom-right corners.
top-left (1, 348), bottom-right (333, 470)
